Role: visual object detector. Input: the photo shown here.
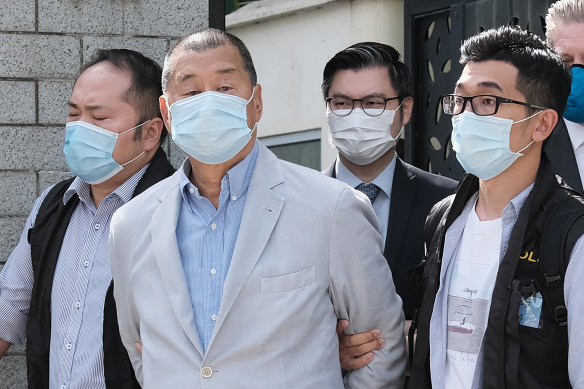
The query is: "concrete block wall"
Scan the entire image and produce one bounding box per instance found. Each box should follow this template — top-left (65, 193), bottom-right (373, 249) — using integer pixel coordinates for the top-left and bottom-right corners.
top-left (0, 1), bottom-right (207, 386)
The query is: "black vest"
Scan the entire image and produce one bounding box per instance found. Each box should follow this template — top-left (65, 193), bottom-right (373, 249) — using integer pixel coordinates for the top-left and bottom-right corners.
top-left (409, 156), bottom-right (584, 389)
top-left (25, 147), bottom-right (174, 389)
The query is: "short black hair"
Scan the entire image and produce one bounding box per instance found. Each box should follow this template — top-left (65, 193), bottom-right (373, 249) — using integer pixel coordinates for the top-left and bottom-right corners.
top-left (81, 49), bottom-right (167, 143)
top-left (459, 25), bottom-right (571, 116)
top-left (162, 28), bottom-right (257, 94)
top-left (321, 42), bottom-right (413, 104)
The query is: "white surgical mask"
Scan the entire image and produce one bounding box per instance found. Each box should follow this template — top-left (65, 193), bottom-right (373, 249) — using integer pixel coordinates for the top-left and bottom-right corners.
top-left (451, 110), bottom-right (540, 180)
top-left (327, 105), bottom-right (403, 165)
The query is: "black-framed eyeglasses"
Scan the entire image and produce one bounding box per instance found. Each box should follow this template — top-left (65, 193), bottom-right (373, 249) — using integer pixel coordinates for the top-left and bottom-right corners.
top-left (441, 94), bottom-right (548, 116)
top-left (326, 96), bottom-right (401, 117)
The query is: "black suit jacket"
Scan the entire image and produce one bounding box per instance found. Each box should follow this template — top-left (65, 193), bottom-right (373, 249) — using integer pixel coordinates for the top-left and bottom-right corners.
top-left (544, 118), bottom-right (584, 195)
top-left (324, 157), bottom-right (457, 319)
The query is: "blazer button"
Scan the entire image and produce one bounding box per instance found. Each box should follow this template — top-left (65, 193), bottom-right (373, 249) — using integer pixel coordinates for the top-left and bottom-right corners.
top-left (201, 366), bottom-right (213, 378)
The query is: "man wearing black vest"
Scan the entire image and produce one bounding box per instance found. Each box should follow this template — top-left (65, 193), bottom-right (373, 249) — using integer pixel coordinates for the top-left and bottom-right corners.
top-left (0, 49), bottom-right (174, 389)
top-left (409, 26), bottom-right (584, 389)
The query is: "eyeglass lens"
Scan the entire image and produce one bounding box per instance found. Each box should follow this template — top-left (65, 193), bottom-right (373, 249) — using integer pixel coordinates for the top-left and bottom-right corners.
top-left (442, 95), bottom-right (499, 116)
top-left (329, 97), bottom-right (389, 116)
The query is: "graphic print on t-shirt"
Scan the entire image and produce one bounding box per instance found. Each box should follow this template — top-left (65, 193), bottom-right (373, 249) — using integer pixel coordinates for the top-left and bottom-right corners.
top-left (445, 205), bottom-right (502, 387)
top-left (447, 288), bottom-right (490, 354)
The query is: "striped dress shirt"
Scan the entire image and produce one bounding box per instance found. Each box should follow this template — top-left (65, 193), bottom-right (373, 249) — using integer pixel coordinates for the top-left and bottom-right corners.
top-left (176, 142), bottom-right (258, 352)
top-left (0, 164), bottom-right (147, 389)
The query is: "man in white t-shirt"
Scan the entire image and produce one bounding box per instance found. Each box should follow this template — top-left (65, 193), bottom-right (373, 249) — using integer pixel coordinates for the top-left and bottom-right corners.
top-left (545, 0), bottom-right (584, 195)
top-left (408, 25), bottom-right (584, 389)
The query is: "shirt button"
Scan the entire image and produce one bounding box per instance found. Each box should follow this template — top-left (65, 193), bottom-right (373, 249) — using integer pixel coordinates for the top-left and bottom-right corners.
top-left (201, 366), bottom-right (213, 378)
top-left (211, 314), bottom-right (218, 321)
top-left (66, 343), bottom-right (72, 350)
top-left (94, 223), bottom-right (100, 230)
top-left (232, 195), bottom-right (237, 201)
top-left (211, 222), bottom-right (217, 230)
top-left (61, 385), bottom-right (66, 389)
top-left (210, 268), bottom-right (217, 275)
top-left (75, 301), bottom-right (81, 309)
top-left (189, 187), bottom-right (195, 194)
top-left (84, 261), bottom-right (89, 267)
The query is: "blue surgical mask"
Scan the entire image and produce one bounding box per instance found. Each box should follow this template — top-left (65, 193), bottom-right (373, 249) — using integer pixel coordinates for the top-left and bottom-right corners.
top-left (63, 120), bottom-right (147, 184)
top-left (564, 64), bottom-right (584, 124)
top-left (451, 111), bottom-right (540, 180)
top-left (167, 88), bottom-right (256, 164)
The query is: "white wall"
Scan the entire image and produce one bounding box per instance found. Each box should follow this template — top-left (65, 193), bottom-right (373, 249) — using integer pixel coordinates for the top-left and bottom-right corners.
top-left (228, 0), bottom-right (405, 168)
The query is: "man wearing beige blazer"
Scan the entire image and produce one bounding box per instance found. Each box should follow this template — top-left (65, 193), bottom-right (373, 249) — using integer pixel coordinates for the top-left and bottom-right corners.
top-left (109, 28), bottom-right (406, 388)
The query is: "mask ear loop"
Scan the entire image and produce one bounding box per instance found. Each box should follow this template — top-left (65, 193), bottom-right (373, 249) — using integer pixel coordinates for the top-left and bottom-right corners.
top-left (512, 110), bottom-right (543, 155)
top-left (388, 101), bottom-right (404, 113)
top-left (119, 119), bottom-right (152, 136)
top-left (512, 110), bottom-right (542, 125)
top-left (392, 126), bottom-right (404, 141)
top-left (118, 119), bottom-right (152, 166)
top-left (121, 150), bottom-right (145, 167)
top-left (247, 86), bottom-right (256, 104)
top-left (247, 88), bottom-right (258, 135)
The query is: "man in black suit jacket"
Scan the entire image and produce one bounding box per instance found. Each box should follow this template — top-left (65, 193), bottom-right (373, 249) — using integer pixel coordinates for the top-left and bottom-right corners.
top-left (321, 42), bottom-right (457, 370)
top-left (544, 0), bottom-right (584, 195)
top-left (545, 118), bottom-right (584, 194)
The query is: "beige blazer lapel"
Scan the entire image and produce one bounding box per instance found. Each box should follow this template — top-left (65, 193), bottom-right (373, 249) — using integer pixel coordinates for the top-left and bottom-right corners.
top-left (209, 145), bottom-right (285, 345)
top-left (150, 174), bottom-right (205, 356)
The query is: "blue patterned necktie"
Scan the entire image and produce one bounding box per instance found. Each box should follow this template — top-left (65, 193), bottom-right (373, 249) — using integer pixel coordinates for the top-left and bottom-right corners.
top-left (355, 182), bottom-right (380, 203)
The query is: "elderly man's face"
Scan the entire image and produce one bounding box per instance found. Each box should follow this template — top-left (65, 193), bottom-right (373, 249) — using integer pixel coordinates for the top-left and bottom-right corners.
top-left (162, 43), bottom-right (262, 133)
top-left (552, 23), bottom-right (584, 66)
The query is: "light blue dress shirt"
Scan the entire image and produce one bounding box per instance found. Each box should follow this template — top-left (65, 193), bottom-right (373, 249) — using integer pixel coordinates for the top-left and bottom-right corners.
top-left (176, 142), bottom-right (258, 352)
top-left (0, 164), bottom-right (148, 389)
top-left (335, 154), bottom-right (397, 245)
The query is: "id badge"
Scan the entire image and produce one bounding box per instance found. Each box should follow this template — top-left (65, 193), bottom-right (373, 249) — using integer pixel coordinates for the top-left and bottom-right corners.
top-left (519, 292), bottom-right (543, 329)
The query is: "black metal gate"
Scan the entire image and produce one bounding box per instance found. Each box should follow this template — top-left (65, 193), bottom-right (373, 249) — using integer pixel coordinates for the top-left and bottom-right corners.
top-left (404, 0), bottom-right (556, 180)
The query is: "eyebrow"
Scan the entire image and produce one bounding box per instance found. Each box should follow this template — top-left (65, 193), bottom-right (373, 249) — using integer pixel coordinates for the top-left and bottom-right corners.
top-left (176, 73), bottom-right (195, 83)
top-left (175, 67), bottom-right (238, 84)
top-left (455, 81), bottom-right (503, 93)
top-left (330, 92), bottom-right (388, 99)
top-left (67, 101), bottom-right (104, 111)
top-left (217, 67), bottom-right (237, 75)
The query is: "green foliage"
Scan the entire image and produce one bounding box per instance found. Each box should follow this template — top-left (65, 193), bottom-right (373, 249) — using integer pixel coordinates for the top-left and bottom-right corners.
top-left (225, 0), bottom-right (259, 15)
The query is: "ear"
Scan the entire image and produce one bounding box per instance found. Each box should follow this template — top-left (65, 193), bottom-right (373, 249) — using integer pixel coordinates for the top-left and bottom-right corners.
top-left (159, 95), bottom-right (172, 134)
top-left (140, 117), bottom-right (164, 152)
top-left (532, 109), bottom-right (558, 143)
top-left (248, 84), bottom-right (263, 125)
top-left (400, 96), bottom-right (414, 126)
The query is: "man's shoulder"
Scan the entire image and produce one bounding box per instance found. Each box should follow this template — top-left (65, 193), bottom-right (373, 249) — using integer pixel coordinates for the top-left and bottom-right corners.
top-left (114, 171), bottom-right (180, 224)
top-left (400, 159), bottom-right (458, 191)
top-left (278, 158), bottom-right (355, 197)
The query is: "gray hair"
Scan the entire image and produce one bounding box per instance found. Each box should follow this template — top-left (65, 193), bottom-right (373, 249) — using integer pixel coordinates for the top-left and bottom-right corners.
top-left (546, 0), bottom-right (584, 45)
top-left (162, 28), bottom-right (257, 94)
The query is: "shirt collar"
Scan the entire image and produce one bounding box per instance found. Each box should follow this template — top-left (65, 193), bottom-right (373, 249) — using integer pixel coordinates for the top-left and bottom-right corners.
top-left (501, 182), bottom-right (534, 223)
top-left (179, 141), bottom-right (259, 203)
top-left (564, 117), bottom-right (584, 150)
top-left (458, 181), bottom-right (533, 231)
top-left (335, 153), bottom-right (397, 199)
top-left (63, 163), bottom-right (150, 206)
